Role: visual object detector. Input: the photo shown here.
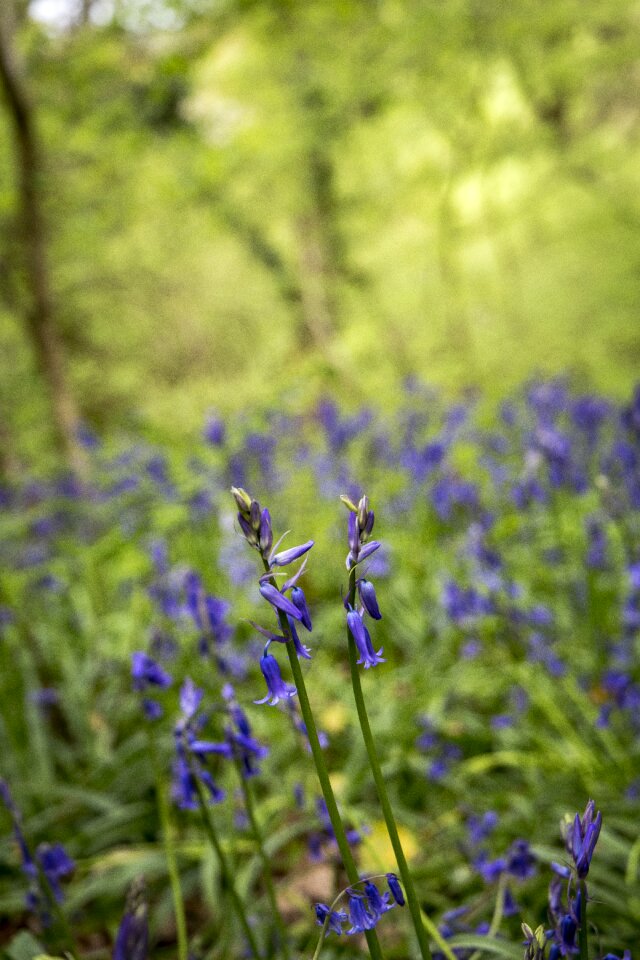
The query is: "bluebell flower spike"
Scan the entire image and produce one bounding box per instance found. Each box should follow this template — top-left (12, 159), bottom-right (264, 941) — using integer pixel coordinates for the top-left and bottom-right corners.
top-left (113, 877), bottom-right (149, 960)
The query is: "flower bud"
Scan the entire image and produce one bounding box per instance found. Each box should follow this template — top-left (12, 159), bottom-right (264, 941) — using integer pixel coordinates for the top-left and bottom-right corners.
top-left (231, 486), bottom-right (252, 514)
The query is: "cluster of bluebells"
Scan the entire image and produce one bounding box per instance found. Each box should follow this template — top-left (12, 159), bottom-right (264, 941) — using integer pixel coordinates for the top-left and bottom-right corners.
top-left (147, 541), bottom-right (245, 677)
top-left (172, 678), bottom-right (232, 808)
top-left (314, 873), bottom-right (405, 937)
top-left (132, 650), bottom-right (172, 720)
top-left (523, 801), bottom-right (608, 960)
top-left (231, 486), bottom-right (314, 705)
top-left (0, 780), bottom-right (74, 923)
top-left (416, 715), bottom-right (463, 782)
top-left (342, 494), bottom-right (385, 668)
top-left (307, 797), bottom-right (364, 862)
top-left (170, 678), bottom-right (269, 808)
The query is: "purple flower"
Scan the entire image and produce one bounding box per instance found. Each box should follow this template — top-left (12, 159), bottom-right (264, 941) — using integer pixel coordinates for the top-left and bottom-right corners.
top-left (203, 413), bottom-right (225, 446)
top-left (259, 582), bottom-right (304, 621)
top-left (346, 892), bottom-right (377, 933)
top-left (315, 903), bottom-right (348, 935)
top-left (179, 678), bottom-right (204, 719)
top-left (507, 839), bottom-right (536, 880)
top-left (358, 579), bottom-right (382, 620)
top-left (291, 586), bottom-right (312, 631)
top-left (113, 878), bottom-right (149, 960)
top-left (270, 539), bottom-right (314, 567)
top-left (386, 873), bottom-right (405, 906)
top-left (346, 608), bottom-right (385, 669)
top-left (37, 843), bottom-right (75, 902)
top-left (364, 881), bottom-right (393, 919)
top-left (131, 652), bottom-right (172, 692)
top-left (287, 616), bottom-right (312, 660)
top-left (254, 654), bottom-right (297, 706)
top-left (567, 800), bottom-right (602, 878)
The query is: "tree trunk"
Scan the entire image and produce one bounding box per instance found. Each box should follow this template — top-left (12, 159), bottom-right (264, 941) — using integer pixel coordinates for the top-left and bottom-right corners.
top-left (0, 3), bottom-right (86, 478)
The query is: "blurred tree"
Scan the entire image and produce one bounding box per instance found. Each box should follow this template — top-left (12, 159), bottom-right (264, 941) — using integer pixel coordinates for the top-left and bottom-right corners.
top-left (0, 0), bottom-right (86, 476)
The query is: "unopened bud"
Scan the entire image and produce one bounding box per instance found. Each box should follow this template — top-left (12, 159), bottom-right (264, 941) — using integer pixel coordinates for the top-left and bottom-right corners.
top-left (250, 499), bottom-right (261, 531)
top-left (231, 486), bottom-right (252, 514)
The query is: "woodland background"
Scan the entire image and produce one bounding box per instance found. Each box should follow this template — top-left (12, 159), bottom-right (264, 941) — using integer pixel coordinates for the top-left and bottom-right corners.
top-left (1, 0), bottom-right (639, 469)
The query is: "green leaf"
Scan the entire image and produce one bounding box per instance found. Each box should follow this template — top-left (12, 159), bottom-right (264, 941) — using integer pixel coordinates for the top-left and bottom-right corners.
top-left (446, 935), bottom-right (523, 960)
top-left (4, 931), bottom-right (45, 960)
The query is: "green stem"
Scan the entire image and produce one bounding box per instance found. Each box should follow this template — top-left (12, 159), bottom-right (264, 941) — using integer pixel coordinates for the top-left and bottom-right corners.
top-left (34, 859), bottom-right (80, 960)
top-left (191, 765), bottom-right (262, 959)
top-left (468, 872), bottom-right (506, 960)
top-left (236, 761), bottom-right (291, 960)
top-left (578, 878), bottom-right (588, 960)
top-left (149, 739), bottom-right (189, 960)
top-left (346, 566), bottom-right (433, 960)
top-left (262, 561), bottom-right (384, 960)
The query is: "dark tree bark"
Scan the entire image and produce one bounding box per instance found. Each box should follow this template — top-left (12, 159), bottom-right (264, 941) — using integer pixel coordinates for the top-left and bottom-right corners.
top-left (0, 3), bottom-right (86, 477)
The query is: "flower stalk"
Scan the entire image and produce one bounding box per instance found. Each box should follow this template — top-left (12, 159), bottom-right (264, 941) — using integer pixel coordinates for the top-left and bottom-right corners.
top-left (149, 737), bottom-right (188, 960)
top-left (234, 758), bottom-right (291, 960)
top-left (341, 493), bottom-right (433, 960)
top-left (266, 562), bottom-right (385, 960)
top-left (191, 762), bottom-right (262, 959)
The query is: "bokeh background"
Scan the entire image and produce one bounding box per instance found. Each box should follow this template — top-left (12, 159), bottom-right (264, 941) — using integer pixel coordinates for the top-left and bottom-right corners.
top-left (1, 0), bottom-right (639, 469)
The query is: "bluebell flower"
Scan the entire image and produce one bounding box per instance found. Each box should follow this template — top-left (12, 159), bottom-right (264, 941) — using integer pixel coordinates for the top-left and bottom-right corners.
top-left (38, 843), bottom-right (75, 903)
top-left (287, 615), bottom-right (312, 660)
top-left (506, 839), bottom-right (537, 879)
top-left (346, 607), bottom-right (385, 669)
top-left (270, 540), bottom-right (314, 567)
top-left (131, 652), bottom-right (172, 692)
top-left (1, 780), bottom-right (74, 917)
top-left (315, 902), bottom-right (348, 935)
top-left (474, 851), bottom-right (507, 883)
top-left (113, 877), bottom-right (149, 960)
top-left (142, 699), bottom-right (164, 721)
top-left (223, 686), bottom-right (269, 778)
top-left (179, 677), bottom-right (204, 719)
top-left (254, 654), bottom-right (297, 706)
top-left (346, 891), bottom-right (377, 933)
top-left (466, 811), bottom-right (498, 846)
top-left (203, 413), bottom-right (225, 446)
top-left (259, 582), bottom-right (304, 621)
top-left (364, 881), bottom-right (394, 919)
top-left (358, 579), bottom-right (382, 619)
top-left (502, 886), bottom-right (519, 917)
top-left (386, 873), bottom-right (405, 905)
top-left (291, 586), bottom-right (312, 630)
top-left (173, 680), bottom-right (226, 808)
top-left (566, 800), bottom-right (602, 878)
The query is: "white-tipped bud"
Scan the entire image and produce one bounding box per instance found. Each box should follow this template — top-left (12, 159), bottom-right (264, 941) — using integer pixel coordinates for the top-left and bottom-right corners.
top-left (231, 486), bottom-right (252, 514)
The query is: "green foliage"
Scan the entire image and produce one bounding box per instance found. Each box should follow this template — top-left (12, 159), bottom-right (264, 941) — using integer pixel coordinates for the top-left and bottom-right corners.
top-left (0, 0), bottom-right (639, 463)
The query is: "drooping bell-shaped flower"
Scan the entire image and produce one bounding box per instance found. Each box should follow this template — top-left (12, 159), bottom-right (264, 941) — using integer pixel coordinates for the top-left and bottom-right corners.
top-left (287, 615), bottom-right (312, 659)
top-left (346, 608), bottom-right (385, 669)
top-left (291, 586), bottom-right (312, 631)
top-left (386, 873), bottom-right (405, 906)
top-left (254, 654), bottom-right (297, 706)
top-left (358, 579), bottom-right (382, 620)
top-left (259, 582), bottom-right (304, 621)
